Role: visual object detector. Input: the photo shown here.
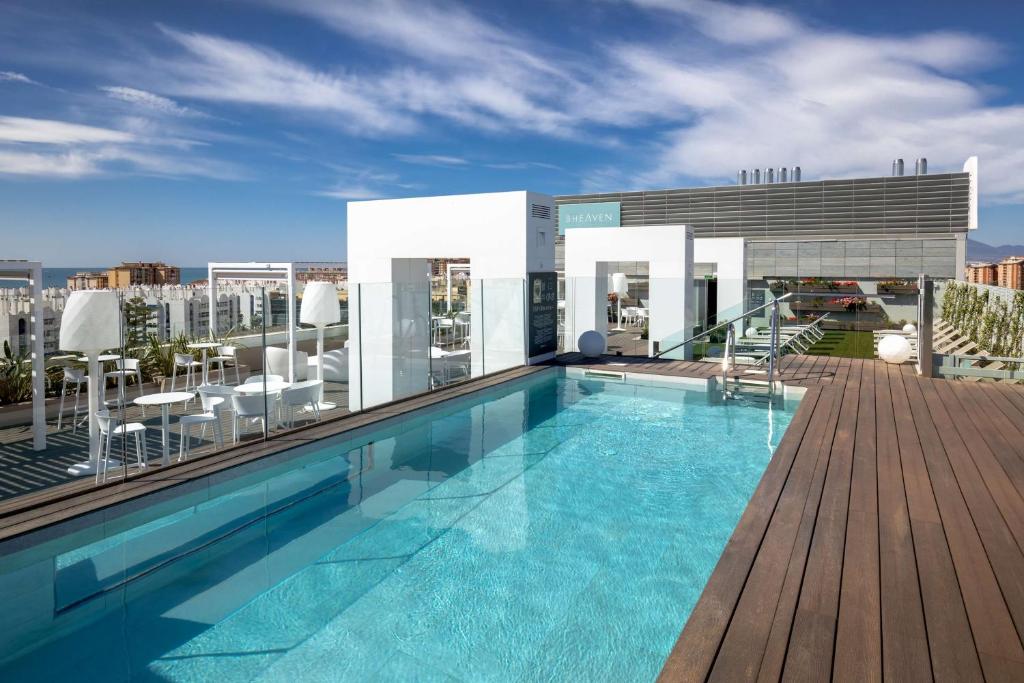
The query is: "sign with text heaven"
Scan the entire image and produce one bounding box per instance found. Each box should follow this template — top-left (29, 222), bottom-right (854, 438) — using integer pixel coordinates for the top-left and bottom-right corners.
top-left (558, 201), bottom-right (620, 234)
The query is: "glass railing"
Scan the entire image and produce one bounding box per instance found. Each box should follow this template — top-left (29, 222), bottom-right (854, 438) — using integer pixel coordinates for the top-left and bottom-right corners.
top-left (0, 275), bottom-right (550, 507)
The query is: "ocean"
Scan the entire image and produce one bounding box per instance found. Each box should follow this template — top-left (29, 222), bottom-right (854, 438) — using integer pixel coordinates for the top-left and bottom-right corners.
top-left (3, 268), bottom-right (211, 289)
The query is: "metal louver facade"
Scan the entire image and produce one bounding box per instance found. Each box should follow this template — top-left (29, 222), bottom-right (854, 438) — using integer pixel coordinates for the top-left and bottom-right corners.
top-left (554, 172), bottom-right (970, 239)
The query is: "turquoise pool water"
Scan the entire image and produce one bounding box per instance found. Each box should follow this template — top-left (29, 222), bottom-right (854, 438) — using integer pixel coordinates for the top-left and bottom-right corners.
top-left (0, 371), bottom-right (794, 682)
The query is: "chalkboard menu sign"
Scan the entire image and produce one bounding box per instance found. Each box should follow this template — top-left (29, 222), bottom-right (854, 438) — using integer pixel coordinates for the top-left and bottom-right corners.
top-left (527, 272), bottom-right (558, 357)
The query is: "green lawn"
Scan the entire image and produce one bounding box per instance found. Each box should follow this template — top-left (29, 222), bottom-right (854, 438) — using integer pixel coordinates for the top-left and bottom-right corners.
top-left (805, 330), bottom-right (875, 359)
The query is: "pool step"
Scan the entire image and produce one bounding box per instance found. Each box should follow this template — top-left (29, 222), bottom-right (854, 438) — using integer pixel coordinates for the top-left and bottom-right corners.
top-left (721, 377), bottom-right (783, 403)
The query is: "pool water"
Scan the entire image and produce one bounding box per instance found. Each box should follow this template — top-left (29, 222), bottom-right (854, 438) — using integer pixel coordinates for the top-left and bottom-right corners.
top-left (0, 372), bottom-right (794, 682)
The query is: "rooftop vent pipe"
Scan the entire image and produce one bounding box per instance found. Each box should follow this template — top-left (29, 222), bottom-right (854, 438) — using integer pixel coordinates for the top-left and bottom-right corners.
top-left (779, 167), bottom-right (788, 183)
top-left (738, 170), bottom-right (747, 185)
top-left (792, 166), bottom-right (801, 182)
top-left (892, 158), bottom-right (905, 176)
top-left (765, 168), bottom-right (774, 184)
top-left (753, 168), bottom-right (761, 184)
top-left (915, 158), bottom-right (928, 175)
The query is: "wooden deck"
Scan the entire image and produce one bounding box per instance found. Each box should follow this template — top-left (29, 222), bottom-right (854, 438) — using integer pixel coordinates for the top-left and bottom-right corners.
top-left (560, 353), bottom-right (1024, 681)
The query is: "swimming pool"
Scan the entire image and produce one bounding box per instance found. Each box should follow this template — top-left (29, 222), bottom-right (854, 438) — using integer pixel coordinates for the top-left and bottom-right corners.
top-left (0, 369), bottom-right (796, 681)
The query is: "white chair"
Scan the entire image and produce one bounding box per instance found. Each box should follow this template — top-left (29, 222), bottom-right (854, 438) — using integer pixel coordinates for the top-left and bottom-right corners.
top-left (265, 346), bottom-right (308, 381)
top-left (280, 380), bottom-right (322, 428)
top-left (103, 358), bottom-right (145, 412)
top-left (618, 305), bottom-right (634, 327)
top-left (454, 312), bottom-right (471, 344)
top-left (231, 393), bottom-right (273, 442)
top-left (96, 410), bottom-right (148, 484)
top-left (178, 386), bottom-right (231, 461)
top-left (433, 317), bottom-right (454, 345)
top-left (443, 350), bottom-right (471, 384)
top-left (57, 367), bottom-right (88, 432)
top-left (170, 352), bottom-right (202, 396)
top-left (208, 345), bottom-right (240, 385)
top-left (244, 374), bottom-right (284, 384)
top-left (308, 348), bottom-right (348, 382)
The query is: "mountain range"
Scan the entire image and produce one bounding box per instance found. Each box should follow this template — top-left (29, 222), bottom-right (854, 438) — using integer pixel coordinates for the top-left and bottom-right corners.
top-left (967, 238), bottom-right (1024, 262)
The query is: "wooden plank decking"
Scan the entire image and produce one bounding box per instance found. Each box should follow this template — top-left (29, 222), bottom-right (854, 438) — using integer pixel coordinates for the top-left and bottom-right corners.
top-left (558, 353), bottom-right (1024, 681)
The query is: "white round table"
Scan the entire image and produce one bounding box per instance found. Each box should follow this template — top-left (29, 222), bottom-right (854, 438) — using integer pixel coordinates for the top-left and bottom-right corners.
top-left (234, 381), bottom-right (291, 395)
top-left (187, 342), bottom-right (222, 385)
top-left (134, 392), bottom-right (195, 466)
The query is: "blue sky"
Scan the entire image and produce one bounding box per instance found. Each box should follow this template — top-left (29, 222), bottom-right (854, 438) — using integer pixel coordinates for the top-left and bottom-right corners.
top-left (2, 0), bottom-right (1023, 266)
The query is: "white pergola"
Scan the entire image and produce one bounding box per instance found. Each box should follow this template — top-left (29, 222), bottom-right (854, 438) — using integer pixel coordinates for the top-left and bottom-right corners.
top-left (208, 262), bottom-right (298, 381)
top-left (0, 261), bottom-right (45, 450)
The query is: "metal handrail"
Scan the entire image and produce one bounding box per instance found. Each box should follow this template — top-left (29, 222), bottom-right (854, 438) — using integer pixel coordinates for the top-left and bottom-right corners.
top-left (654, 293), bottom-right (793, 358)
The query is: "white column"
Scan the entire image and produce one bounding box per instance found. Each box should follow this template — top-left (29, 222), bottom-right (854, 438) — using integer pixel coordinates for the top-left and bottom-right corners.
top-left (29, 263), bottom-right (45, 451)
top-left (287, 266), bottom-right (296, 383)
top-left (207, 265), bottom-right (217, 338)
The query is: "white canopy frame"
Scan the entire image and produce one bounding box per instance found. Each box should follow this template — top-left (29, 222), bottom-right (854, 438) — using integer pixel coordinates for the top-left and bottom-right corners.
top-left (208, 262), bottom-right (299, 381)
top-left (445, 263), bottom-right (472, 313)
top-left (0, 261), bottom-right (45, 450)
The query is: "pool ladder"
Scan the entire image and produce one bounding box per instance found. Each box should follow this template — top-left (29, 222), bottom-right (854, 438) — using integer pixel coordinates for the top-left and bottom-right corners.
top-left (721, 299), bottom-right (782, 403)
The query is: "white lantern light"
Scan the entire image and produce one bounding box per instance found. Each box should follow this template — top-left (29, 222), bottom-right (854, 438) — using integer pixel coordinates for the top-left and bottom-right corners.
top-left (878, 334), bottom-right (912, 364)
top-left (59, 290), bottom-right (121, 475)
top-left (578, 330), bottom-right (605, 358)
top-left (745, 327), bottom-right (758, 338)
top-left (902, 323), bottom-right (916, 334)
top-left (300, 282), bottom-right (341, 409)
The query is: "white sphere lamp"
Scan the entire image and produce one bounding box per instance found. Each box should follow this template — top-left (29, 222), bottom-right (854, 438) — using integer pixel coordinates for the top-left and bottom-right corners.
top-left (902, 323), bottom-right (916, 334)
top-left (745, 326), bottom-right (758, 338)
top-left (578, 330), bottom-right (605, 358)
top-left (610, 272), bottom-right (629, 332)
top-left (59, 290), bottom-right (121, 476)
top-left (300, 282), bottom-right (341, 409)
top-left (878, 334), bottom-right (913, 364)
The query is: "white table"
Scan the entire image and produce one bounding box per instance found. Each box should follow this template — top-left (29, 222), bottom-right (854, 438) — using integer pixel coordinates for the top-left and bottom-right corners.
top-left (134, 392), bottom-right (195, 466)
top-left (234, 381), bottom-right (291, 431)
top-left (234, 381), bottom-right (291, 395)
top-left (187, 342), bottom-right (221, 385)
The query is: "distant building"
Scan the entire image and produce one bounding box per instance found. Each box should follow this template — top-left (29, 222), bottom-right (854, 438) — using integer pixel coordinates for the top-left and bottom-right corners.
top-left (966, 262), bottom-right (998, 285)
top-left (66, 271), bottom-right (109, 290)
top-left (996, 256), bottom-right (1024, 290)
top-left (296, 265), bottom-right (347, 284)
top-left (107, 262), bottom-right (181, 288)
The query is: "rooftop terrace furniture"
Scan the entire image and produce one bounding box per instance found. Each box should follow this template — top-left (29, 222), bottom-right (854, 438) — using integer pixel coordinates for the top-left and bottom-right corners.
top-left (56, 367), bottom-right (88, 433)
top-left (103, 358), bottom-right (145, 413)
top-left (244, 374), bottom-right (284, 384)
top-left (178, 386), bottom-right (230, 461)
top-left (265, 346), bottom-right (308, 381)
top-left (209, 345), bottom-right (240, 385)
top-left (171, 353), bottom-right (202, 399)
top-left (308, 348), bottom-right (347, 383)
top-left (95, 410), bottom-right (147, 484)
top-left (280, 380), bottom-right (322, 428)
top-left (231, 393), bottom-right (272, 442)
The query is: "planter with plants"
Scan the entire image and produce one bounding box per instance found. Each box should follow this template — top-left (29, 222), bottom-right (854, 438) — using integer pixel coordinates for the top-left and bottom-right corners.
top-left (877, 279), bottom-right (919, 295)
top-left (769, 278), bottom-right (859, 294)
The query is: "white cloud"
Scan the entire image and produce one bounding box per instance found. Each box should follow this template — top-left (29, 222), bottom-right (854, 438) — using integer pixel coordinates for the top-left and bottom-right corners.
top-left (393, 153), bottom-right (468, 166)
top-left (314, 185), bottom-right (386, 200)
top-left (152, 27), bottom-right (416, 135)
top-left (100, 86), bottom-right (202, 117)
top-left (0, 149), bottom-right (98, 177)
top-left (0, 70), bottom-right (39, 85)
top-left (0, 116), bottom-right (134, 144)
top-left (0, 115), bottom-right (246, 180)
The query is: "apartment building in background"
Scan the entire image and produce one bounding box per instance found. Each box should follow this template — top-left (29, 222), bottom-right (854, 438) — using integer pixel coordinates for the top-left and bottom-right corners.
top-left (66, 271), bottom-right (109, 290)
top-left (997, 256), bottom-right (1024, 290)
top-left (107, 262), bottom-right (181, 288)
top-left (966, 261), bottom-right (998, 285)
